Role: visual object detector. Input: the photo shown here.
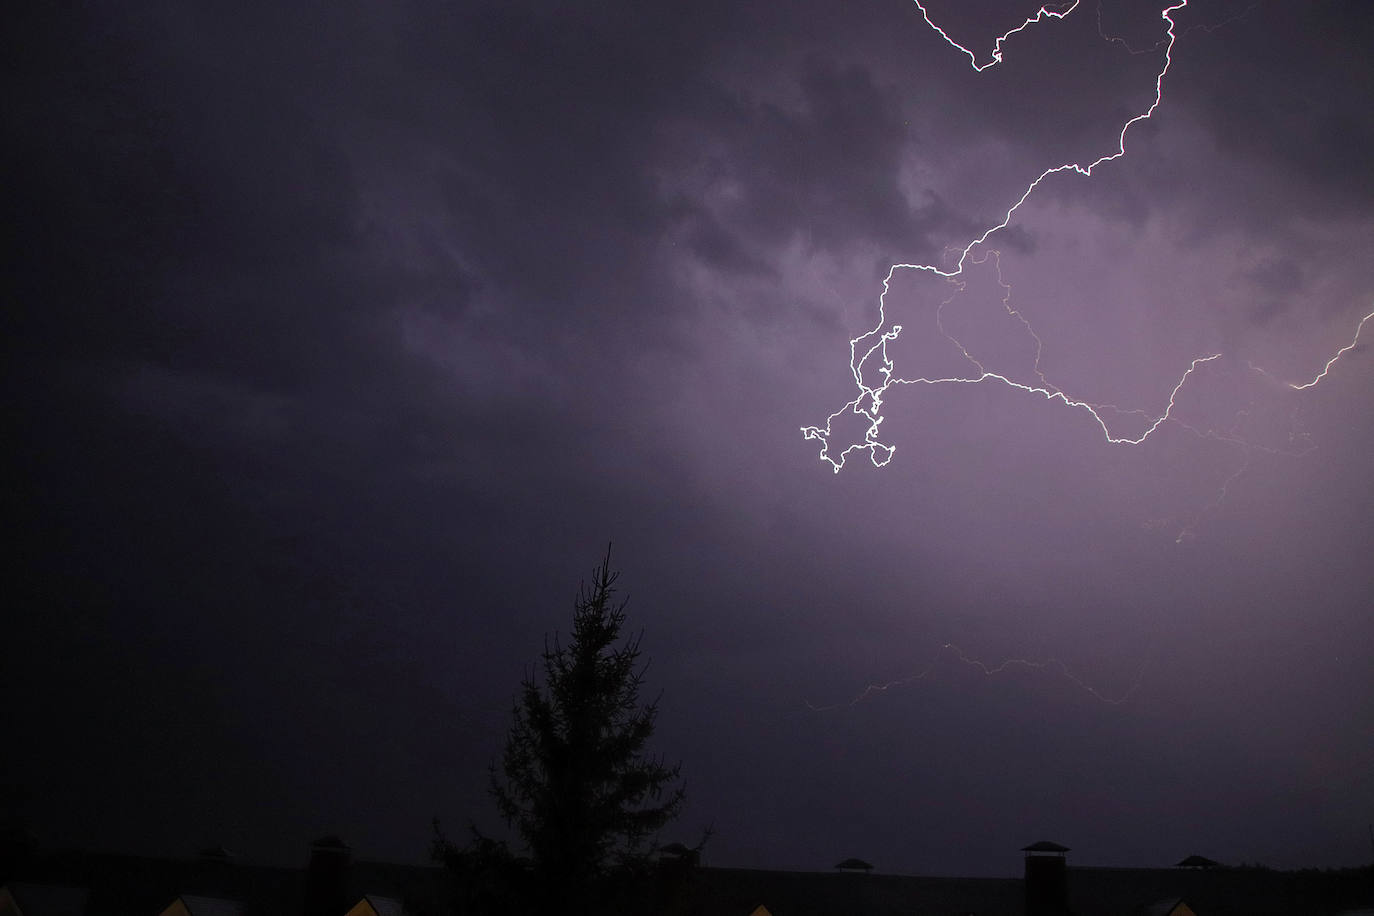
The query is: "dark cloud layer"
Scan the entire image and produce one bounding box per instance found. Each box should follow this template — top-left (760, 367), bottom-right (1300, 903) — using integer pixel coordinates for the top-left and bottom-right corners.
top-left (6, 0), bottom-right (1372, 878)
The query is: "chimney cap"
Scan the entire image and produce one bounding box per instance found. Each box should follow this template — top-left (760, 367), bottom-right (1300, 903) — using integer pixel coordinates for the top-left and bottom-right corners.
top-left (1021, 840), bottom-right (1070, 854)
top-left (1174, 854), bottom-right (1221, 868)
top-left (834, 858), bottom-right (874, 872)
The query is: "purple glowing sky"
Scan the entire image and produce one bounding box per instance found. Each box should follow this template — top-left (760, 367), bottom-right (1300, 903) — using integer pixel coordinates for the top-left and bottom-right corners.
top-left (7, 0), bottom-right (1372, 877)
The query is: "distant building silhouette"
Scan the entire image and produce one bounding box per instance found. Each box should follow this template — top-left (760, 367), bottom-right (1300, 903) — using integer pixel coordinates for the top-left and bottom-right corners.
top-left (1, 838), bottom-right (453, 916)
top-left (3, 835), bottom-right (1370, 915)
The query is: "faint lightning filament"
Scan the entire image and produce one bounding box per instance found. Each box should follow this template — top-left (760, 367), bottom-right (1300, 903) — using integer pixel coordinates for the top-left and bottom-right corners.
top-left (805, 642), bottom-right (1147, 711)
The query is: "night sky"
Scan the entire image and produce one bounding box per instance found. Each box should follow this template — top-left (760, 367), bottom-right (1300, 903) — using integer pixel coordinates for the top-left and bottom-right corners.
top-left (7, 0), bottom-right (1373, 878)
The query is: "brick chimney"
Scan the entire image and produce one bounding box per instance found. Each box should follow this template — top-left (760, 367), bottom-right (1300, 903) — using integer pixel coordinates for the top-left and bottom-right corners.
top-left (305, 836), bottom-right (351, 916)
top-left (1022, 840), bottom-right (1069, 916)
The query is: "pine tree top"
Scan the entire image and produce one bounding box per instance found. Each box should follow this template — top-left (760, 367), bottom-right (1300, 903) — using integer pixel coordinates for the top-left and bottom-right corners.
top-left (489, 545), bottom-right (685, 907)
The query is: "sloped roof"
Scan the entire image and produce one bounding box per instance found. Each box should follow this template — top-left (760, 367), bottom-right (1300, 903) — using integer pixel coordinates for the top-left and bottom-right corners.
top-left (344, 896), bottom-right (408, 916)
top-left (163, 895), bottom-right (243, 916)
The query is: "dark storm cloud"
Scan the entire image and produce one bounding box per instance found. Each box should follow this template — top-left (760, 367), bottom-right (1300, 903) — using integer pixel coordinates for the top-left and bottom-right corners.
top-left (665, 56), bottom-right (943, 255)
top-left (1173, 0), bottom-right (1374, 214)
top-left (4, 0), bottom-right (708, 858)
top-left (1241, 254), bottom-right (1308, 325)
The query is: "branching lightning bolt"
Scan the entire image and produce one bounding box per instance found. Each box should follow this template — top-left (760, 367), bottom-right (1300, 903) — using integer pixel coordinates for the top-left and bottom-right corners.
top-left (795, 2), bottom-right (1369, 716)
top-left (913, 0), bottom-right (1080, 72)
top-left (799, 1), bottom-right (1371, 522)
top-left (802, 0), bottom-right (1201, 472)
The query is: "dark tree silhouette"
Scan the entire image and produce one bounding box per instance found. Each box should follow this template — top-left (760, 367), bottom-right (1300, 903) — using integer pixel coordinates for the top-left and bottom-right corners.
top-left (490, 545), bottom-right (685, 914)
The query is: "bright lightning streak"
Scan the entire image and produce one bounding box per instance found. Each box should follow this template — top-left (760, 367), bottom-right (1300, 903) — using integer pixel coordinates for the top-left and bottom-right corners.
top-left (804, 642), bottom-right (1146, 711)
top-left (802, 0), bottom-right (1197, 473)
top-left (1282, 309), bottom-right (1374, 390)
top-left (800, 0), bottom-right (1371, 532)
top-left (913, 1), bottom-right (1080, 73)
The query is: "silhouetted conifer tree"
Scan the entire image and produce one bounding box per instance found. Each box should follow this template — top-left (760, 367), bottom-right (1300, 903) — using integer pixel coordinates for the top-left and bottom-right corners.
top-left (490, 545), bottom-right (685, 914)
